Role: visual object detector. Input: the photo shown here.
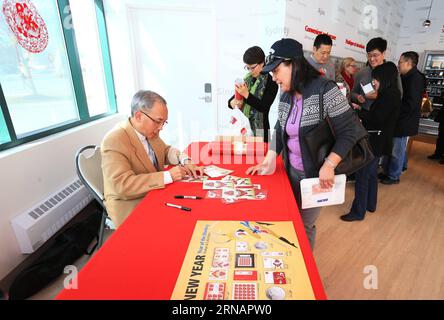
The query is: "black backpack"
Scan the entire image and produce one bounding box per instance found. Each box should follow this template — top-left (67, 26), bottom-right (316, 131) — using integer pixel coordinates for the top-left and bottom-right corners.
top-left (8, 209), bottom-right (102, 300)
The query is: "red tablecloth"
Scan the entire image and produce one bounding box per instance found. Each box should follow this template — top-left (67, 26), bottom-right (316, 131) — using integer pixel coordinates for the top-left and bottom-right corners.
top-left (56, 142), bottom-right (326, 300)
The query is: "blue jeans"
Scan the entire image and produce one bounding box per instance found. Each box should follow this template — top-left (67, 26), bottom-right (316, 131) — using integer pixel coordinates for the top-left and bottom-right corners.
top-left (350, 157), bottom-right (379, 219)
top-left (384, 136), bottom-right (408, 180)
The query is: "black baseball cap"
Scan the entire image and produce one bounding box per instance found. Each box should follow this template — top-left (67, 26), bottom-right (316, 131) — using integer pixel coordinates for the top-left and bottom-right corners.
top-left (261, 38), bottom-right (304, 74)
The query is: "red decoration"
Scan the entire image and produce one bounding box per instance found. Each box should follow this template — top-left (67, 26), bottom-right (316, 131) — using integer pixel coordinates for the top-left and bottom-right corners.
top-left (2, 0), bottom-right (49, 53)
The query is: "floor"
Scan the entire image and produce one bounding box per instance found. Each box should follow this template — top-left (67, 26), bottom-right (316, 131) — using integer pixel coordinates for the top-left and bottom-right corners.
top-left (314, 141), bottom-right (444, 300)
top-left (29, 141), bottom-right (444, 300)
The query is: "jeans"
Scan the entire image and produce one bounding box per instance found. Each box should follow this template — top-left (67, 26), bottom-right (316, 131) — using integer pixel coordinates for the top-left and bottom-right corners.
top-left (287, 165), bottom-right (321, 251)
top-left (350, 157), bottom-right (379, 219)
top-left (384, 136), bottom-right (408, 180)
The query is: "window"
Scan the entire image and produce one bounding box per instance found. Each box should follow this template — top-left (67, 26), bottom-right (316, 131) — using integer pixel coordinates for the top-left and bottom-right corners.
top-left (0, 107), bottom-right (10, 144)
top-left (0, 0), bottom-right (116, 151)
top-left (0, 1), bottom-right (79, 137)
top-left (70, 0), bottom-right (113, 117)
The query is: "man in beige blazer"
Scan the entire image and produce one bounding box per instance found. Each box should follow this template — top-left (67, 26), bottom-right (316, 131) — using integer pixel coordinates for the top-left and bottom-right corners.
top-left (101, 90), bottom-right (202, 227)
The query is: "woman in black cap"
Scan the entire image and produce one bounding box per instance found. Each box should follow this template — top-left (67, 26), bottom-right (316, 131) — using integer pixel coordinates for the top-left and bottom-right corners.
top-left (246, 38), bottom-right (360, 249)
top-left (341, 62), bottom-right (401, 221)
top-left (228, 46), bottom-right (278, 142)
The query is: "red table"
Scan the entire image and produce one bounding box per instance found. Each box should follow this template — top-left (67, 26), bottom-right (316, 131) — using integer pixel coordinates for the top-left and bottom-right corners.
top-left (57, 142), bottom-right (326, 300)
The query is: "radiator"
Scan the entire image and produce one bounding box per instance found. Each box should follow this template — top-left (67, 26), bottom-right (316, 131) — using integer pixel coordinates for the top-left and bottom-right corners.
top-left (10, 179), bottom-right (93, 254)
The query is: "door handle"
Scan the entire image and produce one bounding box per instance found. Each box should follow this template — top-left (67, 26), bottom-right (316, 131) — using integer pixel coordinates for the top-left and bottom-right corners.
top-left (199, 83), bottom-right (212, 103)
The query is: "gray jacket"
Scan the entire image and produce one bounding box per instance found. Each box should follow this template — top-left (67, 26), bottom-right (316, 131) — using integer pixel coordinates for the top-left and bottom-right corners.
top-left (306, 54), bottom-right (336, 81)
top-left (270, 78), bottom-right (359, 178)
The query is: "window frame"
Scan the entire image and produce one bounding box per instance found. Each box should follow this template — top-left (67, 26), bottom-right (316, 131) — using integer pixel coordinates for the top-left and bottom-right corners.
top-left (0, 0), bottom-right (117, 151)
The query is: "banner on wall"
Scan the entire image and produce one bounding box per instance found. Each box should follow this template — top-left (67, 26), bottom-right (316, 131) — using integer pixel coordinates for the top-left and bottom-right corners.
top-left (2, 0), bottom-right (49, 53)
top-left (171, 220), bottom-right (316, 300)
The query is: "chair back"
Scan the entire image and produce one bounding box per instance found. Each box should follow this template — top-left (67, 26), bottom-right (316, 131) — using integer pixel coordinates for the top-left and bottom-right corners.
top-left (75, 145), bottom-right (104, 205)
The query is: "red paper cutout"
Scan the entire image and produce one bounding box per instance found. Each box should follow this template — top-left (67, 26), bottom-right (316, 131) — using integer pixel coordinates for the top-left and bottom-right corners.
top-left (2, 0), bottom-right (49, 53)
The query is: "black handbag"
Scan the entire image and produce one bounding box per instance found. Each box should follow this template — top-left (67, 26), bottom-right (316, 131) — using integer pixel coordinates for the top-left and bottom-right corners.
top-left (303, 80), bottom-right (374, 175)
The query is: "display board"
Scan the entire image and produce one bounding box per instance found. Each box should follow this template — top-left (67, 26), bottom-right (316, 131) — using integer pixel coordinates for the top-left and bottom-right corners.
top-left (171, 220), bottom-right (315, 300)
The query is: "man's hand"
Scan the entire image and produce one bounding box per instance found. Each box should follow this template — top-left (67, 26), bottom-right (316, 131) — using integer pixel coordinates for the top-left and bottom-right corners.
top-left (169, 165), bottom-right (187, 181)
top-left (351, 102), bottom-right (361, 110)
top-left (357, 95), bottom-right (366, 104)
top-left (182, 163), bottom-right (203, 178)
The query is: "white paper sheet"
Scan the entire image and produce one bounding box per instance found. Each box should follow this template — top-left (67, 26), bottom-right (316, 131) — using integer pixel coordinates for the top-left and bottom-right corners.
top-left (300, 174), bottom-right (346, 209)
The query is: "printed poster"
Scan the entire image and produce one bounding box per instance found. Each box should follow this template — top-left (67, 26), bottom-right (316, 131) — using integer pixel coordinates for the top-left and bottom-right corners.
top-left (171, 221), bottom-right (316, 300)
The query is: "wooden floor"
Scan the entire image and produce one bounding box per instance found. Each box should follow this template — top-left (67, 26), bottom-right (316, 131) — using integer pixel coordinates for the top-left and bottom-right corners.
top-left (315, 141), bottom-right (444, 300)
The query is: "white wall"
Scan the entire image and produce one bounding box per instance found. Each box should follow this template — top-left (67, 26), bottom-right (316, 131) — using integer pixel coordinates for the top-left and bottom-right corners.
top-left (285, 0), bottom-right (407, 63)
top-left (104, 0), bottom-right (286, 142)
top-left (396, 0), bottom-right (444, 58)
top-left (0, 114), bottom-right (125, 280)
top-left (215, 0), bottom-right (286, 134)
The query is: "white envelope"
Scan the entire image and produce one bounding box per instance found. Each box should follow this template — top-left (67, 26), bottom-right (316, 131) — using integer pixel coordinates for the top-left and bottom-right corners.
top-left (300, 174), bottom-right (346, 209)
top-left (360, 82), bottom-right (375, 95)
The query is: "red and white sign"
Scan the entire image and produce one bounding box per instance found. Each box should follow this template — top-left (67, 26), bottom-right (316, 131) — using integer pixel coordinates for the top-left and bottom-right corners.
top-left (2, 0), bottom-right (49, 53)
top-left (304, 25), bottom-right (337, 41)
top-left (345, 39), bottom-right (365, 50)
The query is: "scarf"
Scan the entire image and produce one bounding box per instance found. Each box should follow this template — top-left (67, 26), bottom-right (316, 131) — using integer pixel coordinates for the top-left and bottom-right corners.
top-left (242, 73), bottom-right (268, 133)
top-left (341, 71), bottom-right (354, 91)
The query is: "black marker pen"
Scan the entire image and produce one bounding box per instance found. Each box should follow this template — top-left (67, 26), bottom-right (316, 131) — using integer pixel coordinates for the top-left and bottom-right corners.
top-left (174, 195), bottom-right (202, 200)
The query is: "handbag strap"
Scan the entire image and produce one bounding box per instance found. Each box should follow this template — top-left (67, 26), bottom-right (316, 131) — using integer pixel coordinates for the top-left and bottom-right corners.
top-left (319, 80), bottom-right (340, 137)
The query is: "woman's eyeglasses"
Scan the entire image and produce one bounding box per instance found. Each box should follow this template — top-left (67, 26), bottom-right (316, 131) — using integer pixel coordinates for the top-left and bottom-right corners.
top-left (244, 64), bottom-right (258, 71)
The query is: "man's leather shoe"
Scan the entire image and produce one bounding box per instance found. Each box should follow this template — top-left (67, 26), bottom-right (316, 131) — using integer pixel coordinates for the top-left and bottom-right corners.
top-left (378, 173), bottom-right (387, 180)
top-left (380, 177), bottom-right (400, 185)
top-left (428, 154), bottom-right (441, 160)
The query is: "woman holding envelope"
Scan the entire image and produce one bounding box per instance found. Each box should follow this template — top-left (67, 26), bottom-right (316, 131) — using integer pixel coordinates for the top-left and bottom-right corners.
top-left (246, 39), bottom-right (360, 249)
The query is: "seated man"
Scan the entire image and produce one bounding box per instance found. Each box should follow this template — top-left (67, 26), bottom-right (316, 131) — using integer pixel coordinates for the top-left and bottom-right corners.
top-left (101, 90), bottom-right (202, 227)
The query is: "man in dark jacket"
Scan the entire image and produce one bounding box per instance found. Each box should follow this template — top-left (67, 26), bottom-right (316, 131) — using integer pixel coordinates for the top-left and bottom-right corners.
top-left (381, 52), bottom-right (426, 184)
top-left (428, 108), bottom-right (444, 164)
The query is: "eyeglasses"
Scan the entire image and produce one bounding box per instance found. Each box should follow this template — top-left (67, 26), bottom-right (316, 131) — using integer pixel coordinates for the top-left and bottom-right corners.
top-left (367, 52), bottom-right (382, 59)
top-left (140, 110), bottom-right (168, 127)
top-left (244, 64), bottom-right (258, 71)
top-left (265, 54), bottom-right (291, 66)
